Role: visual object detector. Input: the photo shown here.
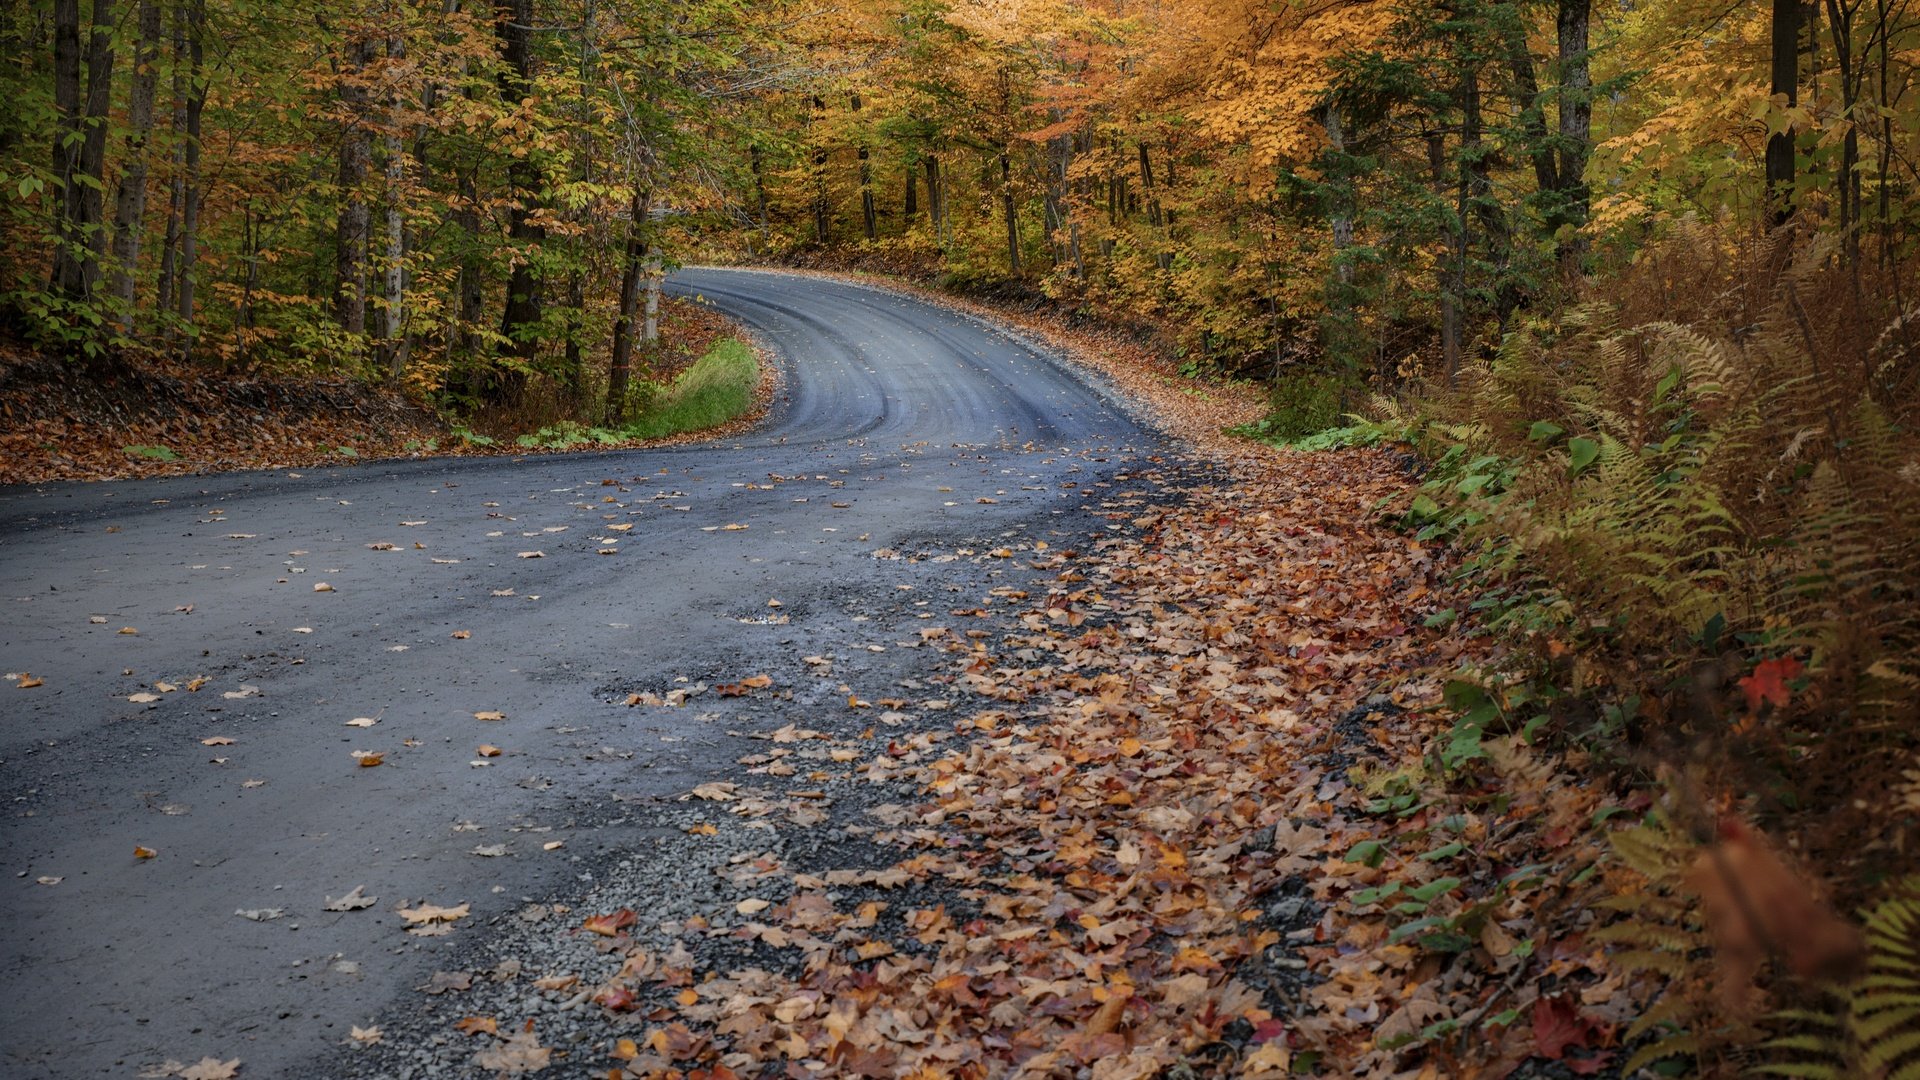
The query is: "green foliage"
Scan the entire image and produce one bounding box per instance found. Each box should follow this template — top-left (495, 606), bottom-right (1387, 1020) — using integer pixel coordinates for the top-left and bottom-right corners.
top-left (122, 444), bottom-right (180, 461)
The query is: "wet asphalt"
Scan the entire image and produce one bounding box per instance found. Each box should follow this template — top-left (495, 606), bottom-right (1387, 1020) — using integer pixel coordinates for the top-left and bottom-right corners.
top-left (0, 269), bottom-right (1164, 1077)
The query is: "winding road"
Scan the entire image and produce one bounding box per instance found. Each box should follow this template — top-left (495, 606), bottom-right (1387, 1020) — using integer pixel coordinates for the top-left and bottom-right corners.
top-left (0, 270), bottom-right (1160, 1077)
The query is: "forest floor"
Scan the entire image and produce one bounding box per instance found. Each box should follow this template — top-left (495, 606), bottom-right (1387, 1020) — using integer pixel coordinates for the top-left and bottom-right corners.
top-left (0, 297), bottom-right (767, 486)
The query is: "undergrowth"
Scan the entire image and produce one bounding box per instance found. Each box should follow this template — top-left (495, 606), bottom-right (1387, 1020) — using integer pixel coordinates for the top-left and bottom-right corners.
top-left (1280, 222), bottom-right (1920, 1075)
top-left (515, 338), bottom-right (757, 448)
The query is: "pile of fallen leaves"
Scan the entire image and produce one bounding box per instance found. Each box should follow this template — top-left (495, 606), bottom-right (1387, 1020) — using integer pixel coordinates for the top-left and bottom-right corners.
top-left (532, 450), bottom-right (1640, 1079)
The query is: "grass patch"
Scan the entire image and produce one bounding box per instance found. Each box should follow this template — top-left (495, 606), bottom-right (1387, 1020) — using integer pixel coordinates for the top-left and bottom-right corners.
top-left (625, 337), bottom-right (759, 438)
top-left (514, 338), bottom-right (759, 448)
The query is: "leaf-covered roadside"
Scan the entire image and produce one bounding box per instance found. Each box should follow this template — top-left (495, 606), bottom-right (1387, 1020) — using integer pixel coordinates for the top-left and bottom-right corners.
top-left (0, 297), bottom-right (753, 486)
top-left (395, 449), bottom-right (1639, 1079)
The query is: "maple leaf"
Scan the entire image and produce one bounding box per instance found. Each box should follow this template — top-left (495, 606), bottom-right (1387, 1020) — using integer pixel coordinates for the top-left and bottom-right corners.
top-left (1737, 655), bottom-right (1804, 713)
top-left (1530, 995), bottom-right (1603, 1061)
top-left (178, 1058), bottom-right (240, 1080)
top-left (581, 908), bottom-right (638, 936)
top-left (472, 1028), bottom-right (550, 1074)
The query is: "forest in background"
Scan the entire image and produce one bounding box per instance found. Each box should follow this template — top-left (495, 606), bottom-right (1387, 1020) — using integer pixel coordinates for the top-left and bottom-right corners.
top-left (5, 0), bottom-right (1920, 1074)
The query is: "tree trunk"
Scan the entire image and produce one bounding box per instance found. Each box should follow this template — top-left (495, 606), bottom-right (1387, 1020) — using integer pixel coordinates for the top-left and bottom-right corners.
top-left (1555, 0), bottom-right (1592, 274)
top-left (1767, 0), bottom-right (1800, 224)
top-left (382, 23), bottom-right (409, 379)
top-left (1000, 150), bottom-right (1020, 275)
top-left (51, 0), bottom-right (115, 302)
top-left (447, 164), bottom-right (480, 357)
top-left (157, 0), bottom-right (187, 318)
top-left (174, 0), bottom-right (204, 350)
top-left (749, 143), bottom-right (769, 251)
top-left (904, 158), bottom-right (917, 222)
top-left (851, 92), bottom-right (876, 241)
top-left (496, 0), bottom-right (543, 378)
top-left (108, 0), bottom-right (162, 331)
top-left (607, 186), bottom-right (652, 423)
top-left (923, 154), bottom-right (945, 249)
top-left (336, 33), bottom-right (374, 336)
top-left (1430, 132), bottom-right (1462, 383)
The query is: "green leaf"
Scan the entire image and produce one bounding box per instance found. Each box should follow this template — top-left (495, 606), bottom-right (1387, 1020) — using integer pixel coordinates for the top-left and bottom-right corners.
top-left (1568, 437), bottom-right (1600, 474)
top-left (1345, 840), bottom-right (1388, 867)
top-left (1407, 876), bottom-right (1462, 902)
top-left (1528, 420), bottom-right (1564, 442)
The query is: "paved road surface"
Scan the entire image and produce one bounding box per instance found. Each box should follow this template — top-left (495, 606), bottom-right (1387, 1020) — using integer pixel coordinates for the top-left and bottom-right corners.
top-left (0, 269), bottom-right (1160, 1077)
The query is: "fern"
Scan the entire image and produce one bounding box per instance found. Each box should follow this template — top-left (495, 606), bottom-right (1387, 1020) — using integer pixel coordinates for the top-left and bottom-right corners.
top-left (1755, 879), bottom-right (1920, 1080)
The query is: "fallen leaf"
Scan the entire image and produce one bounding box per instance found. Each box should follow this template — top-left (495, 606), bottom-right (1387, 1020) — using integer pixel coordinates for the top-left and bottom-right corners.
top-left (178, 1057), bottom-right (240, 1080)
top-left (129, 692), bottom-right (160, 703)
top-left (722, 523), bottom-right (748, 530)
top-left (349, 1025), bottom-right (381, 1046)
top-left (118, 626), bottom-right (138, 635)
top-left (325, 885), bottom-right (377, 911)
top-left (470, 844), bottom-right (508, 857)
top-left (313, 582), bottom-right (335, 592)
top-left (241, 779), bottom-right (266, 788)
top-left (201, 736), bottom-right (235, 746)
top-left (36, 876), bottom-right (62, 885)
top-left (736, 898), bottom-right (771, 915)
top-left (472, 1028), bottom-right (550, 1074)
top-left (451, 630), bottom-right (470, 639)
top-left (351, 751), bottom-right (384, 767)
top-left (235, 907), bottom-right (285, 921)
top-left (582, 909), bottom-right (638, 936)
top-left (344, 717), bottom-right (379, 728)
top-left (477, 744), bottom-right (501, 757)
top-left (398, 902), bottom-right (470, 925)
top-left (421, 970), bottom-right (473, 995)
top-left (542, 840), bottom-right (564, 851)
top-left (134, 846), bottom-right (156, 859)
top-left (454, 1016), bottom-right (499, 1036)
top-left (516, 551), bottom-right (544, 559)
top-left (686, 822), bottom-right (717, 836)
top-left (473, 711), bottom-right (505, 721)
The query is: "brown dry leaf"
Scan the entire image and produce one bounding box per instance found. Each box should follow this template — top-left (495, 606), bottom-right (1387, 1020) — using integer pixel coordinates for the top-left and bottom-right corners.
top-left (15, 674), bottom-right (44, 690)
top-left (686, 822), bottom-right (718, 836)
top-left (472, 1028), bottom-right (550, 1074)
top-left (398, 902), bottom-right (470, 926)
top-left (541, 840), bottom-right (563, 851)
top-left (351, 751), bottom-right (383, 767)
top-left (178, 1058), bottom-right (241, 1080)
top-left (454, 1016), bottom-right (498, 1037)
top-left (348, 1025), bottom-right (382, 1046)
top-left (129, 691), bottom-right (159, 703)
top-left (451, 630), bottom-right (470, 639)
top-left (344, 717), bottom-right (378, 728)
top-left (473, 710), bottom-right (505, 721)
top-left (476, 744), bottom-right (501, 758)
top-left (134, 846), bottom-right (157, 859)
top-left (201, 736), bottom-right (235, 746)
top-left (735, 898), bottom-right (771, 915)
top-left (516, 551), bottom-right (544, 559)
top-left (312, 582), bottom-right (334, 593)
top-left (325, 885), bottom-right (376, 911)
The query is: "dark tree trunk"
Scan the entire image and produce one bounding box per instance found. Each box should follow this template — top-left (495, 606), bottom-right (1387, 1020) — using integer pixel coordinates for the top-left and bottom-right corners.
top-left (1767, 0), bottom-right (1800, 224)
top-left (109, 0), bottom-right (162, 331)
top-left (923, 154), bottom-right (945, 249)
top-left (157, 0), bottom-right (187, 318)
top-left (851, 92), bottom-right (876, 241)
top-left (51, 0), bottom-right (115, 302)
top-left (1000, 150), bottom-right (1020, 275)
top-left (496, 0), bottom-right (543, 380)
top-left (335, 35), bottom-right (375, 336)
top-left (1555, 0), bottom-right (1592, 274)
top-left (173, 0), bottom-right (204, 349)
top-left (1430, 132), bottom-right (1462, 383)
top-left (607, 186), bottom-right (651, 423)
top-left (904, 158), bottom-right (918, 222)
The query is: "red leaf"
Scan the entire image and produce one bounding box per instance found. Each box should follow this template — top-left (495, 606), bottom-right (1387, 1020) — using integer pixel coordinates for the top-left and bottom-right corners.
top-left (1738, 656), bottom-right (1804, 713)
top-left (1531, 996), bottom-right (1599, 1060)
top-left (581, 908), bottom-right (638, 937)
